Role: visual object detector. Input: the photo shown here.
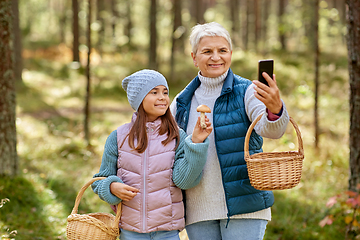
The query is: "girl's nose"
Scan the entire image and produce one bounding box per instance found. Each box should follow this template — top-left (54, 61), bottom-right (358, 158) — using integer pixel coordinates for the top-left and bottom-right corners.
top-left (158, 93), bottom-right (165, 99)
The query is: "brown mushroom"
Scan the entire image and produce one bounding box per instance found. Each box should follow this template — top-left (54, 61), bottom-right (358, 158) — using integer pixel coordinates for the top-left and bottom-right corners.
top-left (196, 105), bottom-right (211, 129)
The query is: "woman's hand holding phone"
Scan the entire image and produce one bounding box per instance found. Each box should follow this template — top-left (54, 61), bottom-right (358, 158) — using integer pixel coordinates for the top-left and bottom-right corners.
top-left (253, 72), bottom-right (282, 115)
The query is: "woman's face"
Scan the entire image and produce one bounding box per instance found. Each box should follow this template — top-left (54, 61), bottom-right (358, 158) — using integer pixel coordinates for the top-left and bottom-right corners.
top-left (191, 36), bottom-right (232, 78)
top-left (142, 85), bottom-right (169, 122)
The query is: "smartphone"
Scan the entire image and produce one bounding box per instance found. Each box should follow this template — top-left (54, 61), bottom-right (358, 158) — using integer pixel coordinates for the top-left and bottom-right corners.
top-left (258, 60), bottom-right (274, 86)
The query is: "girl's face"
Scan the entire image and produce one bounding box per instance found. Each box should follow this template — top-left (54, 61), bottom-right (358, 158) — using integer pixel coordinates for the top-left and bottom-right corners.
top-left (191, 36), bottom-right (232, 78)
top-left (142, 85), bottom-right (169, 122)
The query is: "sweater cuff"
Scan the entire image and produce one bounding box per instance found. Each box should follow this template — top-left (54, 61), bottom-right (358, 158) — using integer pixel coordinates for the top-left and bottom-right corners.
top-left (266, 106), bottom-right (283, 121)
top-left (97, 175), bottom-right (123, 205)
top-left (186, 134), bottom-right (209, 153)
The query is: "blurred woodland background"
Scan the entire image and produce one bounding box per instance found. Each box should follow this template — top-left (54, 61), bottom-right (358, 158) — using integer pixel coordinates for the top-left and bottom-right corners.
top-left (1, 0), bottom-right (360, 239)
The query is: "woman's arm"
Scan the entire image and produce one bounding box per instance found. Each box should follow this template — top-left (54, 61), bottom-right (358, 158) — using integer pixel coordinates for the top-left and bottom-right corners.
top-left (245, 83), bottom-right (289, 139)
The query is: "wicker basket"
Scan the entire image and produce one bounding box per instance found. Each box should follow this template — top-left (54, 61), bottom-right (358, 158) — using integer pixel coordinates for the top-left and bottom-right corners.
top-left (66, 177), bottom-right (121, 240)
top-left (244, 114), bottom-right (304, 191)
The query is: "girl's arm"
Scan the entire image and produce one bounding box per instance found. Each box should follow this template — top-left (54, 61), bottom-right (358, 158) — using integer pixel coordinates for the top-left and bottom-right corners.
top-left (91, 130), bottom-right (124, 205)
top-left (172, 129), bottom-right (209, 190)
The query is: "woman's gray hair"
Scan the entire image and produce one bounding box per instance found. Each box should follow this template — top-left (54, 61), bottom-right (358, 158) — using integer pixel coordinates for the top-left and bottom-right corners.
top-left (189, 22), bottom-right (232, 55)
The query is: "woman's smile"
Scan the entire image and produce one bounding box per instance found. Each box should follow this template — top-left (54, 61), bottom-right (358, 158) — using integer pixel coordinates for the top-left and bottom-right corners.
top-left (208, 63), bottom-right (224, 67)
top-left (191, 36), bottom-right (232, 78)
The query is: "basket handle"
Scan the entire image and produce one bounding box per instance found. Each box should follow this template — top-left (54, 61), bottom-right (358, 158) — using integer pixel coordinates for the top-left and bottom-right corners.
top-left (244, 114), bottom-right (304, 159)
top-left (70, 177), bottom-right (122, 229)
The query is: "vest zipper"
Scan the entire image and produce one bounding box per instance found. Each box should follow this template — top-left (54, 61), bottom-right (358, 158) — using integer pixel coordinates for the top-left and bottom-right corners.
top-left (142, 147), bottom-right (148, 232)
top-left (142, 127), bottom-right (151, 232)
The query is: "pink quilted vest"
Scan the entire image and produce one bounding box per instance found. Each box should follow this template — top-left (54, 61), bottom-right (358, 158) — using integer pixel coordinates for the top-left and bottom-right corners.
top-left (116, 115), bottom-right (185, 233)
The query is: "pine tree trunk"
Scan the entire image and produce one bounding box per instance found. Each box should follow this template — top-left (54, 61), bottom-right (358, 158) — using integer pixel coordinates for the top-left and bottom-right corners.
top-left (84, 0), bottom-right (92, 145)
top-left (96, 0), bottom-right (105, 56)
top-left (278, 0), bottom-right (286, 50)
top-left (191, 0), bottom-right (205, 24)
top-left (242, 0), bottom-right (251, 51)
top-left (110, 0), bottom-right (118, 38)
top-left (124, 0), bottom-right (133, 47)
top-left (261, 0), bottom-right (270, 52)
top-left (254, 0), bottom-right (260, 52)
top-left (346, 0), bottom-right (360, 191)
top-left (170, 0), bottom-right (183, 82)
top-left (12, 0), bottom-right (23, 83)
top-left (72, 0), bottom-right (80, 62)
top-left (0, 0), bottom-right (18, 176)
top-left (58, 0), bottom-right (67, 44)
top-left (314, 0), bottom-right (320, 150)
top-left (149, 0), bottom-right (157, 70)
top-left (230, 0), bottom-right (240, 46)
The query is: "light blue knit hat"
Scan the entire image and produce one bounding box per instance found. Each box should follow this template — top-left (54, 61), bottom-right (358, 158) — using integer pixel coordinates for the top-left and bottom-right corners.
top-left (122, 69), bottom-right (169, 111)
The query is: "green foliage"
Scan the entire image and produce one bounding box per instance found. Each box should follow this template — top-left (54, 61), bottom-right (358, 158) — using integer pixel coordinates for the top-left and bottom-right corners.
top-left (0, 200), bottom-right (17, 239)
top-left (0, 176), bottom-right (54, 239)
top-left (320, 186), bottom-right (360, 240)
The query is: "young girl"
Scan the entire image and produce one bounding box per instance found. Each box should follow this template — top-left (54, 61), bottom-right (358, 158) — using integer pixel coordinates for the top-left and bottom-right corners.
top-left (92, 69), bottom-right (212, 240)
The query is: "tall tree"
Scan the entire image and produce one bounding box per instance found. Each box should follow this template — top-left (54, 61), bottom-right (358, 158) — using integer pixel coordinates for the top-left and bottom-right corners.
top-left (278, 0), bottom-right (286, 50)
top-left (314, 0), bottom-right (320, 150)
top-left (110, 0), bottom-right (118, 38)
top-left (346, 0), bottom-right (360, 191)
top-left (230, 0), bottom-right (240, 46)
top-left (72, 0), bottom-right (80, 62)
top-left (0, 0), bottom-right (18, 176)
top-left (149, 0), bottom-right (157, 70)
top-left (191, 0), bottom-right (205, 24)
top-left (242, 0), bottom-right (250, 51)
top-left (254, 0), bottom-right (260, 52)
top-left (261, 0), bottom-right (270, 52)
top-left (170, 0), bottom-right (184, 82)
top-left (124, 0), bottom-right (133, 47)
top-left (11, 0), bottom-right (22, 83)
top-left (84, 0), bottom-right (92, 145)
top-left (58, 0), bottom-right (68, 43)
top-left (96, 0), bottom-right (105, 56)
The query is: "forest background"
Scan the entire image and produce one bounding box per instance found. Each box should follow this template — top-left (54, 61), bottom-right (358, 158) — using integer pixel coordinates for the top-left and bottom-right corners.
top-left (0, 0), bottom-right (357, 239)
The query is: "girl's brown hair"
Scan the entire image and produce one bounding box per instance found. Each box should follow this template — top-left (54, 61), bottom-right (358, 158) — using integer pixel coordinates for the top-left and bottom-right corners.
top-left (126, 103), bottom-right (180, 153)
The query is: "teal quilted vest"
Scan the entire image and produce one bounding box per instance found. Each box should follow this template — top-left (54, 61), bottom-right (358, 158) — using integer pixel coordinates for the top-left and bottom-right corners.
top-left (175, 69), bottom-right (274, 217)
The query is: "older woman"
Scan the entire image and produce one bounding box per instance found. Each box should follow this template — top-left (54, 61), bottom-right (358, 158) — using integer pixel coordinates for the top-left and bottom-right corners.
top-left (170, 22), bottom-right (289, 239)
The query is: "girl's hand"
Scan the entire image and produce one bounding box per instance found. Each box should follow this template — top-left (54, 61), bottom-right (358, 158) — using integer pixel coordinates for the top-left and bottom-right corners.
top-left (192, 116), bottom-right (213, 143)
top-left (253, 73), bottom-right (283, 114)
top-left (110, 182), bottom-right (139, 201)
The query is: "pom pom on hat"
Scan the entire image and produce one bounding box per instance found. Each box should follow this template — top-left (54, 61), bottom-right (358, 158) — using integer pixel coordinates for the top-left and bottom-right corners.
top-left (122, 69), bottom-right (169, 111)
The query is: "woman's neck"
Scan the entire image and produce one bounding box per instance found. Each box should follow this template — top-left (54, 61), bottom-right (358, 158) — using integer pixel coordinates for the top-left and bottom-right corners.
top-left (196, 70), bottom-right (228, 95)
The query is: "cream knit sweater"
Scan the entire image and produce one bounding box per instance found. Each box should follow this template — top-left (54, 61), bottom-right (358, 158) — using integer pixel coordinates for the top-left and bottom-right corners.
top-left (170, 70), bottom-right (289, 226)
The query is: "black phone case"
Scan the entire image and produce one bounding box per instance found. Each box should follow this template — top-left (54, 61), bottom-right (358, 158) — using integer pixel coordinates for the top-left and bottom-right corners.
top-left (258, 60), bottom-right (274, 86)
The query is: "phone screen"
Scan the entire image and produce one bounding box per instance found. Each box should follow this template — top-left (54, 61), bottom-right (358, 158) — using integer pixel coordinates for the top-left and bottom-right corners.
top-left (258, 60), bottom-right (274, 86)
